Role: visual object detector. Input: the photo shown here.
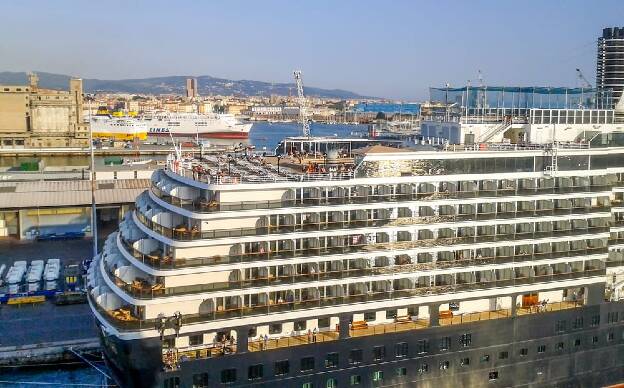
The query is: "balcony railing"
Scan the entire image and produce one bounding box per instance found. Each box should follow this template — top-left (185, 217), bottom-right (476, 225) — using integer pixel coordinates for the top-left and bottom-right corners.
top-left (135, 204), bottom-right (611, 243)
top-left (107, 246), bottom-right (608, 300)
top-left (90, 269), bottom-right (606, 332)
top-left (163, 342), bottom-right (237, 370)
top-left (151, 183), bottom-right (613, 214)
top-left (349, 318), bottom-right (430, 338)
top-left (119, 227), bottom-right (610, 271)
top-left (248, 330), bottom-right (339, 352)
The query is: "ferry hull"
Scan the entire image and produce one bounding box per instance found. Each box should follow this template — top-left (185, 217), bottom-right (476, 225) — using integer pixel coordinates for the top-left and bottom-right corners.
top-left (148, 131), bottom-right (249, 139)
top-left (92, 132), bottom-right (148, 141)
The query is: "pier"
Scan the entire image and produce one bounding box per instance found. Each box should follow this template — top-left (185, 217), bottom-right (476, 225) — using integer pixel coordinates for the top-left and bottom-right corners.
top-left (0, 338), bottom-right (101, 367)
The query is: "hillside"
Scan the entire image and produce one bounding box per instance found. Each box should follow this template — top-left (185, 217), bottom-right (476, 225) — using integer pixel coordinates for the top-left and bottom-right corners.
top-left (0, 71), bottom-right (370, 99)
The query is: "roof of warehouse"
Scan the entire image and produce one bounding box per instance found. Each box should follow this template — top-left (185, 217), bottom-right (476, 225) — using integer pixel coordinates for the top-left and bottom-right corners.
top-left (0, 179), bottom-right (150, 209)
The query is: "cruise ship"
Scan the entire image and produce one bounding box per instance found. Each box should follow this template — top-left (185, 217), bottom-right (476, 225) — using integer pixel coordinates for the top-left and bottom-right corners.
top-left (88, 86), bottom-right (624, 388)
top-left (140, 112), bottom-right (252, 139)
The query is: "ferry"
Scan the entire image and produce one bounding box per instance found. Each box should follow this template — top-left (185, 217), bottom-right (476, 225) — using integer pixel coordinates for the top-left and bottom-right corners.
top-left (90, 108), bottom-right (148, 141)
top-left (139, 112), bottom-right (252, 139)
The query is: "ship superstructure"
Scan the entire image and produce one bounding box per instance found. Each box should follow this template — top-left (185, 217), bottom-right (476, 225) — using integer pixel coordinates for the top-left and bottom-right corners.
top-left (421, 86), bottom-right (621, 145)
top-left (87, 131), bottom-right (624, 387)
top-left (139, 112), bottom-right (252, 139)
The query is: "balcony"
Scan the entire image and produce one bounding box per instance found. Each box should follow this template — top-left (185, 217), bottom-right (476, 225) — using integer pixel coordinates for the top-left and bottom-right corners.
top-left (439, 309), bottom-right (511, 326)
top-left (516, 300), bottom-right (583, 315)
top-left (90, 267), bottom-right (605, 333)
top-left (134, 201), bottom-right (611, 248)
top-left (349, 317), bottom-right (429, 338)
top-left (163, 342), bottom-right (237, 371)
top-left (151, 182), bottom-right (613, 215)
top-left (248, 330), bottom-right (339, 352)
top-left (119, 224), bottom-right (610, 272)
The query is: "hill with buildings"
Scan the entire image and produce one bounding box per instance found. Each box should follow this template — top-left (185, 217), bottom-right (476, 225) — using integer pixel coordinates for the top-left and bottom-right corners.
top-left (0, 71), bottom-right (370, 99)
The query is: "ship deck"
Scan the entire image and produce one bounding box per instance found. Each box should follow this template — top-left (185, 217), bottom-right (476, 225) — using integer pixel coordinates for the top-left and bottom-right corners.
top-left (169, 152), bottom-right (355, 185)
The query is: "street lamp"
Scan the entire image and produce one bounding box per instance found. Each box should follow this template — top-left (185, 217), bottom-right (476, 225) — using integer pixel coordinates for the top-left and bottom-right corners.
top-left (277, 155), bottom-right (282, 174)
top-left (86, 93), bottom-right (98, 260)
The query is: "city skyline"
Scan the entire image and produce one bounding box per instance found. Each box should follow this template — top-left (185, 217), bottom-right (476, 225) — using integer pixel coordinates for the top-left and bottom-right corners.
top-left (1, 0), bottom-right (624, 100)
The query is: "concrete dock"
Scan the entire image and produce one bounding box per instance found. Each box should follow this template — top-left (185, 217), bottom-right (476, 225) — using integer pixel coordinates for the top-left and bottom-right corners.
top-left (0, 338), bottom-right (101, 367)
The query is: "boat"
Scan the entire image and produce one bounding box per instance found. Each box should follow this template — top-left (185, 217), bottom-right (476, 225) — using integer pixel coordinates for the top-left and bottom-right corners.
top-left (139, 112), bottom-right (252, 139)
top-left (87, 86), bottom-right (624, 388)
top-left (90, 109), bottom-right (148, 141)
top-left (123, 159), bottom-right (153, 166)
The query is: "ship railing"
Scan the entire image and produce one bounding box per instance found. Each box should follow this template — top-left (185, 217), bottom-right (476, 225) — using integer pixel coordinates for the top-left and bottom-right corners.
top-left (91, 270), bottom-right (605, 332)
top-left (516, 300), bottom-right (584, 316)
top-left (163, 342), bottom-right (237, 369)
top-left (135, 202), bottom-right (612, 243)
top-left (108, 258), bottom-right (607, 299)
top-left (348, 317), bottom-right (430, 338)
top-left (171, 161), bottom-right (354, 185)
top-left (248, 330), bottom-right (339, 352)
top-left (438, 309), bottom-right (511, 327)
top-left (151, 182), bottom-right (613, 215)
top-left (118, 227), bottom-right (609, 273)
top-left (443, 142), bottom-right (591, 152)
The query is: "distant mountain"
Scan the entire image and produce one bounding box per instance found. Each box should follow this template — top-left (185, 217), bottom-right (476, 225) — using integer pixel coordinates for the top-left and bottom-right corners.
top-left (0, 71), bottom-right (371, 99)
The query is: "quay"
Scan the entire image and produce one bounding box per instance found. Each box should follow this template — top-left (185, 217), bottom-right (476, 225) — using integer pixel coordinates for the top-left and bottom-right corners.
top-left (0, 145), bottom-right (200, 157)
top-left (0, 338), bottom-right (101, 367)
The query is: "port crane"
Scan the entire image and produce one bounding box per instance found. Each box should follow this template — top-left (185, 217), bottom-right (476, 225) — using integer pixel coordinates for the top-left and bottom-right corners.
top-left (576, 68), bottom-right (592, 88)
top-left (293, 70), bottom-right (311, 137)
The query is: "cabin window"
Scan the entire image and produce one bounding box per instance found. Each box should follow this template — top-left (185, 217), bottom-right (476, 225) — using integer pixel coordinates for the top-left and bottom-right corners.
top-left (248, 364), bottom-right (263, 380)
top-left (274, 360), bottom-right (289, 376)
top-left (325, 352), bottom-right (339, 368)
top-left (349, 349), bottom-right (363, 364)
top-left (301, 356), bottom-right (315, 371)
top-left (191, 373), bottom-right (208, 388)
top-left (220, 369), bottom-right (236, 384)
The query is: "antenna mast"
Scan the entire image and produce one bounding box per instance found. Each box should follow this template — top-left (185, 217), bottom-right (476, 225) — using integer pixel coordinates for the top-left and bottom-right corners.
top-left (293, 70), bottom-right (311, 137)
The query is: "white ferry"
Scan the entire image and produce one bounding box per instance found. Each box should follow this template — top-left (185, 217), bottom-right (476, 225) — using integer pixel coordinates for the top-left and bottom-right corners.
top-left (140, 112), bottom-right (252, 139)
top-left (90, 111), bottom-right (149, 141)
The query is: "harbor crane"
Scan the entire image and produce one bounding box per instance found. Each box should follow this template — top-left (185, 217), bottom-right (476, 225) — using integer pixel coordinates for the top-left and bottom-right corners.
top-left (293, 70), bottom-right (311, 137)
top-left (576, 68), bottom-right (592, 88)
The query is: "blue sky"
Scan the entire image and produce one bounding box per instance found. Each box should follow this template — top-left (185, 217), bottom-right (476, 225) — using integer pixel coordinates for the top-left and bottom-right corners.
top-left (1, 0), bottom-right (623, 100)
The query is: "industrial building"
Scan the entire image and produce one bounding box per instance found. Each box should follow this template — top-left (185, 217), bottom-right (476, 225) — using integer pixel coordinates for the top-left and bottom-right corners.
top-left (0, 73), bottom-right (89, 148)
top-left (0, 166), bottom-right (153, 240)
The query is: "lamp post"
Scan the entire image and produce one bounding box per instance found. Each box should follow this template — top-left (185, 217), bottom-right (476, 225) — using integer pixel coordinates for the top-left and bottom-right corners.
top-left (445, 83), bottom-right (450, 122)
top-left (86, 94), bottom-right (97, 260)
top-left (277, 155), bottom-right (282, 174)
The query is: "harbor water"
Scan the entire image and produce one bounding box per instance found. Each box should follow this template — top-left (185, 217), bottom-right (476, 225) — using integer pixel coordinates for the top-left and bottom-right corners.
top-left (0, 122), bottom-right (366, 169)
top-left (0, 121), bottom-right (365, 387)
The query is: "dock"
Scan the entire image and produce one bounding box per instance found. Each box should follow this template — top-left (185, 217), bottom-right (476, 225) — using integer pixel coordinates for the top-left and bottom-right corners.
top-left (0, 145), bottom-right (200, 157)
top-left (0, 337), bottom-right (101, 367)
